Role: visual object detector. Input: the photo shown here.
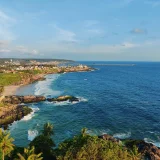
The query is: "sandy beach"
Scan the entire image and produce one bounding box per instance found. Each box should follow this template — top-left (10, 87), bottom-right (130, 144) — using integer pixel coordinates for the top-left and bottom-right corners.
top-left (2, 85), bottom-right (21, 96)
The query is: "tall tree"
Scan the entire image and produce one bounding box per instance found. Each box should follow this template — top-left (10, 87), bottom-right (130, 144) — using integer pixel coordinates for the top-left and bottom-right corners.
top-left (30, 123), bottom-right (55, 160)
top-left (42, 122), bottom-right (54, 137)
top-left (17, 146), bottom-right (43, 160)
top-left (0, 129), bottom-right (14, 160)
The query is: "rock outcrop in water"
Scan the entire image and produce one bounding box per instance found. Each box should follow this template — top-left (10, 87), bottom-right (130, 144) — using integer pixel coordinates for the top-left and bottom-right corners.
top-left (0, 95), bottom-right (45, 127)
top-left (2, 95), bottom-right (46, 104)
top-left (47, 95), bottom-right (79, 103)
top-left (0, 104), bottom-right (32, 128)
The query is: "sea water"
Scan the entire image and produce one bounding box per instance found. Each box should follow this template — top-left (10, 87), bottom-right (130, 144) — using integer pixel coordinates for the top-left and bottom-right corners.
top-left (9, 61), bottom-right (160, 147)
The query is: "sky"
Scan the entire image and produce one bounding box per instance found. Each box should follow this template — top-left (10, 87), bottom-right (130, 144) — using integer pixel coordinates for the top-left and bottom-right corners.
top-left (0, 0), bottom-right (160, 61)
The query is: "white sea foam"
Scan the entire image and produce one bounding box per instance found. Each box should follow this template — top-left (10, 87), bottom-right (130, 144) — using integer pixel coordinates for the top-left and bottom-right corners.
top-left (35, 74), bottom-right (61, 97)
top-left (21, 107), bottom-right (39, 121)
top-left (113, 132), bottom-right (131, 139)
top-left (86, 129), bottom-right (111, 136)
top-left (144, 138), bottom-right (160, 147)
top-left (28, 130), bottom-right (38, 141)
top-left (53, 100), bottom-right (72, 106)
top-left (77, 97), bottom-right (88, 102)
top-left (8, 121), bottom-right (18, 131)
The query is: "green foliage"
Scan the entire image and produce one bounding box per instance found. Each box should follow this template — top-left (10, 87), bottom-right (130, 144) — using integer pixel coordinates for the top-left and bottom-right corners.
top-left (55, 129), bottom-right (143, 160)
top-left (0, 129), bottom-right (14, 160)
top-left (30, 135), bottom-right (55, 156)
top-left (16, 146), bottom-right (43, 160)
top-left (30, 123), bottom-right (55, 160)
top-left (42, 122), bottom-right (54, 137)
top-left (0, 73), bottom-right (22, 86)
top-left (0, 125), bottom-right (144, 160)
top-left (23, 106), bottom-right (33, 116)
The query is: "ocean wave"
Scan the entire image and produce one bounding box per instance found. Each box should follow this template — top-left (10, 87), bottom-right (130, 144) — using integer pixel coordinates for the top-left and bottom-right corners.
top-left (8, 106), bottom-right (39, 132)
top-left (35, 74), bottom-right (61, 96)
top-left (8, 121), bottom-right (18, 131)
top-left (77, 97), bottom-right (88, 102)
top-left (28, 130), bottom-right (38, 141)
top-left (144, 138), bottom-right (160, 147)
top-left (86, 129), bottom-right (111, 136)
top-left (53, 100), bottom-right (74, 106)
top-left (21, 107), bottom-right (39, 121)
top-left (113, 132), bottom-right (131, 139)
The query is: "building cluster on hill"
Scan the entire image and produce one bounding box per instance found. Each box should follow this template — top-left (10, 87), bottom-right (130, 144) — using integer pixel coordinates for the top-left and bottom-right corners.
top-left (0, 63), bottom-right (91, 73)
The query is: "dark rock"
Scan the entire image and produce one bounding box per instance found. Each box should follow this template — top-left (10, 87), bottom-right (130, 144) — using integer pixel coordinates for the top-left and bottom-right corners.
top-left (123, 139), bottom-right (160, 160)
top-left (47, 95), bottom-right (79, 103)
top-left (0, 105), bottom-right (32, 128)
top-left (98, 134), bottom-right (120, 143)
top-left (99, 135), bottom-right (160, 160)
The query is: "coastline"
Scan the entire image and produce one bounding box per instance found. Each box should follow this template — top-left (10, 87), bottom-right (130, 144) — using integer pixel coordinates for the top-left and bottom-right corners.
top-left (3, 85), bottom-right (21, 96)
top-left (0, 66), bottom-right (94, 127)
top-left (1, 65), bottom-right (160, 159)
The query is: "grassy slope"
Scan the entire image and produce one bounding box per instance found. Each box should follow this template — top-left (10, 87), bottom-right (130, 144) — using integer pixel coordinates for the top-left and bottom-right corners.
top-left (0, 73), bottom-right (22, 86)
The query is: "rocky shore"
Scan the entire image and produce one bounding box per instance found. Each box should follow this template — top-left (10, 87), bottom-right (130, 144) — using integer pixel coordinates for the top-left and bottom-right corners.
top-left (1, 94), bottom-right (160, 159)
top-left (0, 104), bottom-right (32, 129)
top-left (2, 95), bottom-right (46, 104)
top-left (99, 134), bottom-right (160, 160)
top-left (0, 95), bottom-right (80, 127)
top-left (0, 64), bottom-right (93, 127)
top-left (0, 95), bottom-right (45, 128)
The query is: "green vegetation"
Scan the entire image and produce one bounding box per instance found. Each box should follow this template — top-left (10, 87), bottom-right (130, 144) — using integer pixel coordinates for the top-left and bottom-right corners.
top-left (0, 68), bottom-right (58, 87)
top-left (30, 122), bottom-right (56, 160)
top-left (0, 129), bottom-right (14, 160)
top-left (55, 128), bottom-right (143, 160)
top-left (17, 146), bottom-right (43, 160)
top-left (0, 73), bottom-right (22, 86)
top-left (0, 123), bottom-right (144, 160)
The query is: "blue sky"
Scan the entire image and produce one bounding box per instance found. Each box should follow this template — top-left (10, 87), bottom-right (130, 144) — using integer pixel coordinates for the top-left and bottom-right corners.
top-left (0, 0), bottom-right (160, 61)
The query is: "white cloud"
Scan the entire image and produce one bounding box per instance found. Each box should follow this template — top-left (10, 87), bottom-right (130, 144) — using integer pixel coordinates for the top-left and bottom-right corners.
top-left (131, 28), bottom-right (147, 34)
top-left (39, 41), bottom-right (138, 54)
top-left (15, 46), bottom-right (39, 55)
top-left (31, 49), bottom-right (39, 55)
top-left (53, 25), bottom-right (78, 43)
top-left (0, 10), bottom-right (16, 41)
top-left (0, 49), bottom-right (11, 53)
top-left (0, 10), bottom-right (15, 25)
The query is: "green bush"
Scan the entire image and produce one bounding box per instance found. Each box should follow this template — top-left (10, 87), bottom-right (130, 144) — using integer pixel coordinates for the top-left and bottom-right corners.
top-left (55, 129), bottom-right (143, 160)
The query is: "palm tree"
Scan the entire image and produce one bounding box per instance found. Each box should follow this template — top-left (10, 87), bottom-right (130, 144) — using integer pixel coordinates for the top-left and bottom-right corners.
top-left (42, 122), bottom-right (54, 137)
top-left (17, 146), bottom-right (43, 160)
top-left (0, 129), bottom-right (14, 160)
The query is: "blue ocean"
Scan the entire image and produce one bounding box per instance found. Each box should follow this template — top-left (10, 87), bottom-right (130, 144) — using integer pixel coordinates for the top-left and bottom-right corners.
top-left (9, 61), bottom-right (160, 147)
